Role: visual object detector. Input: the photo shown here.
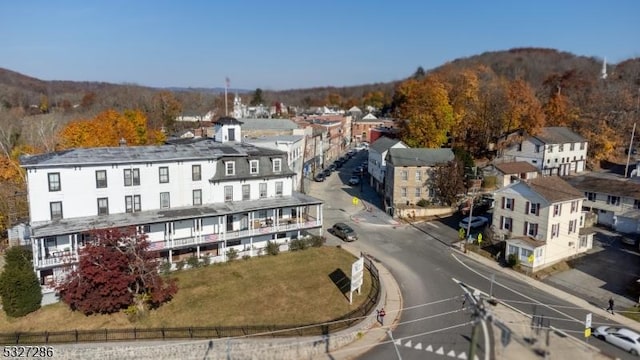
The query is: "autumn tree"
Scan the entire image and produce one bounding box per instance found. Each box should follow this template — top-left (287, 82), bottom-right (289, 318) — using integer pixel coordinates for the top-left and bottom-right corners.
top-left (0, 246), bottom-right (42, 317)
top-left (362, 91), bottom-right (387, 111)
top-left (428, 159), bottom-right (466, 206)
top-left (56, 227), bottom-right (178, 316)
top-left (395, 75), bottom-right (454, 148)
top-left (505, 79), bottom-right (545, 135)
top-left (58, 109), bottom-right (165, 149)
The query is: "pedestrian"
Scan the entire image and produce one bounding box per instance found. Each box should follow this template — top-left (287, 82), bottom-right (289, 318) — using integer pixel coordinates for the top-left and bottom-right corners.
top-left (378, 307), bottom-right (386, 325)
top-left (607, 297), bottom-right (615, 314)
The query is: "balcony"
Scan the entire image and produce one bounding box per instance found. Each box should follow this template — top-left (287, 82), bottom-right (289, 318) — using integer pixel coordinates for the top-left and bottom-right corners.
top-left (35, 251), bottom-right (78, 268)
top-left (151, 218), bottom-right (322, 251)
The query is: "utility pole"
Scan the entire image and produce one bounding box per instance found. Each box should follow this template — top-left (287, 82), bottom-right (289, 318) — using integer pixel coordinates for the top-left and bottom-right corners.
top-left (625, 88), bottom-right (640, 178)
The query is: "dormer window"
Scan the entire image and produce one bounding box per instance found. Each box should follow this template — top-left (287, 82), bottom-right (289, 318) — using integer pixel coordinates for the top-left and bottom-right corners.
top-left (225, 161), bottom-right (235, 176)
top-left (273, 159), bottom-right (282, 172)
top-left (250, 160), bottom-right (259, 174)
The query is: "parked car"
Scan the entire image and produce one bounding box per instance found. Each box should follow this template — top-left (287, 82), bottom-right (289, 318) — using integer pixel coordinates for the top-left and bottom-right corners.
top-left (328, 163), bottom-right (337, 172)
top-left (593, 326), bottom-right (640, 355)
top-left (353, 167), bottom-right (364, 175)
top-left (323, 168), bottom-right (332, 177)
top-left (348, 176), bottom-right (360, 186)
top-left (314, 173), bottom-right (325, 182)
top-left (458, 216), bottom-right (489, 229)
top-left (330, 222), bottom-right (358, 242)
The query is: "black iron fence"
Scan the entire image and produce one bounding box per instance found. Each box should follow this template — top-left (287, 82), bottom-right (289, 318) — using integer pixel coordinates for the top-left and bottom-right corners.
top-left (0, 256), bottom-right (380, 345)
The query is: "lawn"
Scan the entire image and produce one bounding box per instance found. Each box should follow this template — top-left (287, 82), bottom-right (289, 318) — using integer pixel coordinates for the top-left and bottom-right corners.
top-left (0, 246), bottom-right (373, 332)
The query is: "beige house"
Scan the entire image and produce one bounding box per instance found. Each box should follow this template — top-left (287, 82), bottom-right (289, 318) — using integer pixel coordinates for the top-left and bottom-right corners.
top-left (493, 176), bottom-right (594, 272)
top-left (494, 161), bottom-right (539, 188)
top-left (384, 148), bottom-right (454, 214)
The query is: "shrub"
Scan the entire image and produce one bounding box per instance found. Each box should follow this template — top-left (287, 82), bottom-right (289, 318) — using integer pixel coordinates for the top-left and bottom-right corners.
top-left (266, 241), bottom-right (280, 256)
top-left (159, 261), bottom-right (172, 275)
top-left (507, 253), bottom-right (520, 268)
top-left (186, 256), bottom-right (201, 269)
top-left (416, 199), bottom-right (430, 207)
top-left (309, 235), bottom-right (325, 247)
top-left (226, 248), bottom-right (239, 261)
top-left (202, 256), bottom-right (211, 267)
top-left (242, 255), bottom-right (251, 261)
top-left (289, 239), bottom-right (307, 251)
top-left (0, 247), bottom-right (42, 317)
top-left (176, 260), bottom-right (186, 271)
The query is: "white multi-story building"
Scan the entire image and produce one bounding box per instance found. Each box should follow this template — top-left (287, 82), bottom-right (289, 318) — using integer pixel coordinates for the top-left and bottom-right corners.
top-left (244, 135), bottom-right (306, 191)
top-left (20, 117), bottom-right (323, 304)
top-left (367, 137), bottom-right (407, 194)
top-left (493, 176), bottom-right (593, 272)
top-left (499, 127), bottom-right (588, 176)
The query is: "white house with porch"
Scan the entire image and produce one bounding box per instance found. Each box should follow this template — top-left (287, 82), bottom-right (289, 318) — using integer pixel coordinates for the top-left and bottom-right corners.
top-left (493, 176), bottom-right (593, 272)
top-left (20, 117), bottom-right (323, 304)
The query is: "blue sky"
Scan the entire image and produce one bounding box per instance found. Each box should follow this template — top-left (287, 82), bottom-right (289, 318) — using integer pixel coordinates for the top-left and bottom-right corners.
top-left (1, 1), bottom-right (638, 90)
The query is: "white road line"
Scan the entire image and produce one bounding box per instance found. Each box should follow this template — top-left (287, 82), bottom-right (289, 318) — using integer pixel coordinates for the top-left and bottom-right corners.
top-left (451, 253), bottom-right (584, 325)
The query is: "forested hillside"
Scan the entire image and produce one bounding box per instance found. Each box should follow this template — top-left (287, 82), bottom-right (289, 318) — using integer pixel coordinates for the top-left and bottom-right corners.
top-left (1, 47), bottom-right (639, 239)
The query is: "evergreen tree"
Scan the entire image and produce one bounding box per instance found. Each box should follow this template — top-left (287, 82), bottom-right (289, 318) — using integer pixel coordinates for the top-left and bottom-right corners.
top-left (0, 246), bottom-right (42, 317)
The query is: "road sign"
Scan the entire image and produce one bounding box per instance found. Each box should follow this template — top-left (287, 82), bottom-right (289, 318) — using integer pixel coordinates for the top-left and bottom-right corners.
top-left (528, 254), bottom-right (534, 263)
top-left (585, 328), bottom-right (591, 338)
top-left (585, 313), bottom-right (592, 328)
top-left (349, 257), bottom-right (364, 304)
top-left (477, 233), bottom-right (483, 244)
top-left (352, 197), bottom-right (359, 206)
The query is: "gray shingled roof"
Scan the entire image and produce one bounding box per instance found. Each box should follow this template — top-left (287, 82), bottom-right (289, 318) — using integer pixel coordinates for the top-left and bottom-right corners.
top-left (30, 192), bottom-right (323, 238)
top-left (527, 176), bottom-right (584, 202)
top-left (387, 148), bottom-right (454, 167)
top-left (494, 161), bottom-right (539, 175)
top-left (239, 118), bottom-right (299, 130)
top-left (214, 117), bottom-right (244, 125)
top-left (564, 175), bottom-right (640, 199)
top-left (20, 139), bottom-right (285, 168)
top-left (245, 135), bottom-right (304, 143)
top-left (370, 137), bottom-right (402, 153)
top-left (532, 127), bottom-right (585, 144)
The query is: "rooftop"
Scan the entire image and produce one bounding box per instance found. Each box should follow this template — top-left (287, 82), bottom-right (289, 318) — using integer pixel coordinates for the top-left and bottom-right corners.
top-left (387, 148), bottom-right (455, 167)
top-left (527, 176), bottom-right (584, 202)
top-left (30, 192), bottom-right (323, 238)
top-left (564, 174), bottom-right (640, 199)
top-left (532, 127), bottom-right (585, 144)
top-left (494, 161), bottom-right (539, 175)
top-left (20, 138), bottom-right (285, 168)
top-left (370, 137), bottom-right (404, 153)
top-left (238, 118), bottom-right (299, 130)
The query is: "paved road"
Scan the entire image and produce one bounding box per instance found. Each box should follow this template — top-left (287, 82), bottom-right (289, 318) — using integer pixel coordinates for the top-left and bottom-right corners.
top-left (308, 151), bottom-right (636, 360)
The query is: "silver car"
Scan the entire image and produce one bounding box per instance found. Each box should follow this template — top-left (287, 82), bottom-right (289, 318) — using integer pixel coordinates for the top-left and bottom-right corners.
top-left (593, 326), bottom-right (640, 355)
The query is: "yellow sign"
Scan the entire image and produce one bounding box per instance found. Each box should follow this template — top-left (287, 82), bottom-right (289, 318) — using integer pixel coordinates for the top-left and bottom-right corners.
top-left (528, 254), bottom-right (534, 263)
top-left (352, 197), bottom-right (359, 206)
top-left (477, 233), bottom-right (483, 244)
top-left (585, 328), bottom-right (591, 338)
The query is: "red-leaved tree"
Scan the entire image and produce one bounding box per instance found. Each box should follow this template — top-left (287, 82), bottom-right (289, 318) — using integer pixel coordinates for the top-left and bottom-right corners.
top-left (56, 227), bottom-right (177, 315)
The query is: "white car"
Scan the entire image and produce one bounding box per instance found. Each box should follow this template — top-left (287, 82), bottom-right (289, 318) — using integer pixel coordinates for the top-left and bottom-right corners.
top-left (593, 326), bottom-right (640, 355)
top-left (458, 216), bottom-right (489, 229)
top-left (348, 176), bottom-right (360, 186)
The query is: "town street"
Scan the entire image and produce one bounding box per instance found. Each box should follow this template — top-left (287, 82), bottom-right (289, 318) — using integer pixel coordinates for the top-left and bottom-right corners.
top-left (308, 151), bottom-right (634, 360)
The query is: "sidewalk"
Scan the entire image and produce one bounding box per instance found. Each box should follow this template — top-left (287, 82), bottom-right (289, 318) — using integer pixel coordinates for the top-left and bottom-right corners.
top-left (313, 242), bottom-right (403, 360)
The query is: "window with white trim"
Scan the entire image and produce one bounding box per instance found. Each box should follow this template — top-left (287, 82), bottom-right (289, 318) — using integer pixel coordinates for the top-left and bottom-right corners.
top-left (520, 248), bottom-right (533, 259)
top-left (535, 248), bottom-right (543, 257)
top-left (401, 187), bottom-right (407, 197)
top-left (250, 160), bottom-right (259, 174)
top-left (415, 187), bottom-right (421, 197)
top-left (259, 183), bottom-right (267, 198)
top-left (585, 192), bottom-right (596, 201)
top-left (401, 170), bottom-right (408, 181)
top-left (526, 223), bottom-right (538, 237)
top-left (242, 184), bottom-right (250, 200)
top-left (570, 200), bottom-right (578, 213)
top-left (579, 237), bottom-right (588, 248)
top-left (507, 244), bottom-right (518, 255)
top-left (224, 186), bottom-right (233, 202)
top-left (225, 161), bottom-right (235, 176)
top-left (501, 216), bottom-right (513, 231)
top-left (275, 181), bottom-right (283, 196)
top-left (505, 198), bottom-right (514, 210)
top-left (273, 159), bottom-right (282, 172)
top-left (551, 223), bottom-right (560, 238)
top-left (160, 192), bottom-right (170, 209)
top-left (415, 170), bottom-right (422, 181)
top-left (193, 189), bottom-right (202, 206)
top-left (553, 204), bottom-right (562, 217)
top-left (125, 195), bottom-right (141, 213)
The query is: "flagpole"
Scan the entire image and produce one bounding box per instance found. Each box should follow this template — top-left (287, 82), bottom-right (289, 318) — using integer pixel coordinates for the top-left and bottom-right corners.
top-left (224, 78), bottom-right (228, 116)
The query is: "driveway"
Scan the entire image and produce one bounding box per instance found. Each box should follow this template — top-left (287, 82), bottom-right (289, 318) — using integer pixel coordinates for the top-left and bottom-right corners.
top-left (543, 227), bottom-right (640, 309)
